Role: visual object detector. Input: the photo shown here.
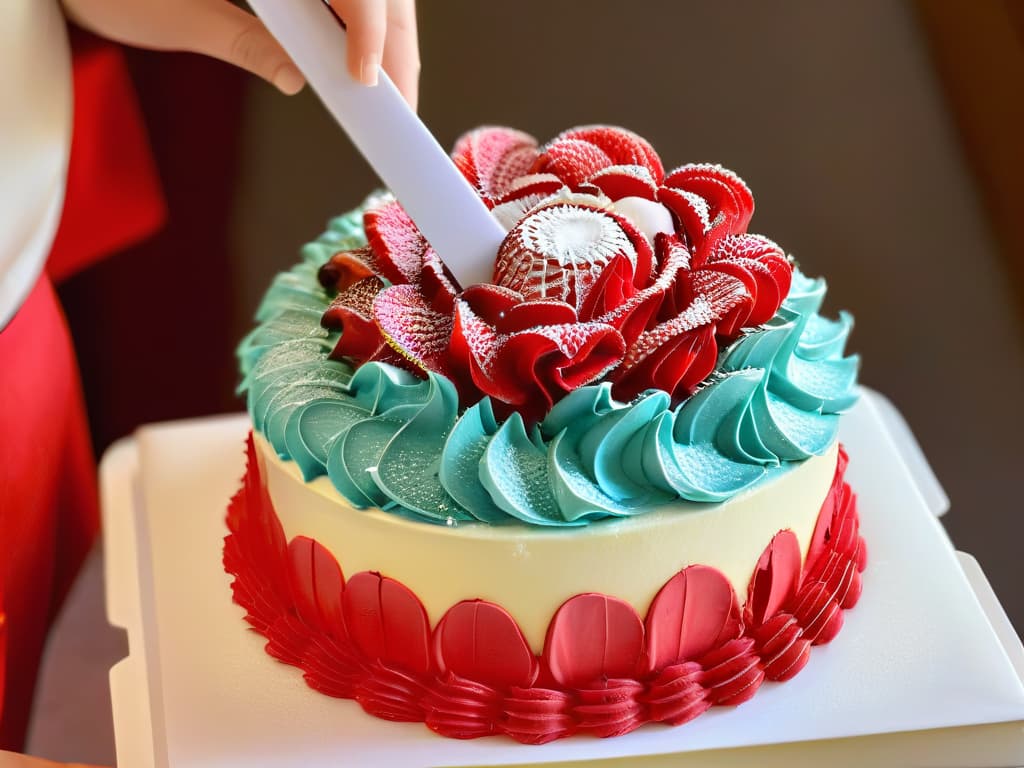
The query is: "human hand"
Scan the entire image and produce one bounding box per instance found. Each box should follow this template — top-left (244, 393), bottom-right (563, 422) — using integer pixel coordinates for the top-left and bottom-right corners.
top-left (328, 0), bottom-right (420, 109)
top-left (60, 0), bottom-right (420, 108)
top-left (0, 751), bottom-right (104, 768)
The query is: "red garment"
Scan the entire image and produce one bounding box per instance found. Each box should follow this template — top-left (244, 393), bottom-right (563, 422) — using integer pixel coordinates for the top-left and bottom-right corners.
top-left (0, 31), bottom-right (163, 750)
top-left (49, 29), bottom-right (166, 282)
top-left (0, 276), bottom-right (98, 748)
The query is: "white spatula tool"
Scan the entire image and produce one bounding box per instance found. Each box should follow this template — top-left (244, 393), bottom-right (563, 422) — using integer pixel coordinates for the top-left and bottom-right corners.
top-left (247, 0), bottom-right (506, 288)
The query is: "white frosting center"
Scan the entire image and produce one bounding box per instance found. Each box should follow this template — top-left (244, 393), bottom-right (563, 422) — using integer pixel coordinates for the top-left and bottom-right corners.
top-left (613, 196), bottom-right (676, 245)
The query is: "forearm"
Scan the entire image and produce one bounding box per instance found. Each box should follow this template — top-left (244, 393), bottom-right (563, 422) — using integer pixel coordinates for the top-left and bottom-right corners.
top-left (0, 751), bottom-right (104, 768)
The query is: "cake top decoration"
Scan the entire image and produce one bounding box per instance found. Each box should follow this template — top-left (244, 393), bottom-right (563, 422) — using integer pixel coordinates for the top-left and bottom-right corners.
top-left (318, 125), bottom-right (793, 421)
top-left (239, 125), bottom-right (859, 525)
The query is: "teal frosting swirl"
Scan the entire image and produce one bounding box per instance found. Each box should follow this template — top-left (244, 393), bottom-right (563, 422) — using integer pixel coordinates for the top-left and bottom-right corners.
top-left (237, 207), bottom-right (859, 527)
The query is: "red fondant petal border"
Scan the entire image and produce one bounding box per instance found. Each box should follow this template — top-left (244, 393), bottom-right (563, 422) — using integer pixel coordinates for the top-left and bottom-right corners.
top-left (223, 437), bottom-right (865, 743)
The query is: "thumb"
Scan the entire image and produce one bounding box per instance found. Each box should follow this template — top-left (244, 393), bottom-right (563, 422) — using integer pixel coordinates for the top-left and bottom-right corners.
top-left (183, 0), bottom-right (305, 95)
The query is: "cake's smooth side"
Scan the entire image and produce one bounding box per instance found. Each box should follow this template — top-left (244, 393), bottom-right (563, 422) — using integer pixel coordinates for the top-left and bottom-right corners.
top-left (256, 434), bottom-right (840, 652)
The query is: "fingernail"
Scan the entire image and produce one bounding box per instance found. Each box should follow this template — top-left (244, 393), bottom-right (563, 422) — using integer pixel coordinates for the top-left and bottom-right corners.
top-left (274, 65), bottom-right (305, 95)
top-left (358, 53), bottom-right (380, 87)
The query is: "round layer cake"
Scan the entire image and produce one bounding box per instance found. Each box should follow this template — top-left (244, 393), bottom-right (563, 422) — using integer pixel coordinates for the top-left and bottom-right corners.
top-left (225, 126), bottom-right (866, 743)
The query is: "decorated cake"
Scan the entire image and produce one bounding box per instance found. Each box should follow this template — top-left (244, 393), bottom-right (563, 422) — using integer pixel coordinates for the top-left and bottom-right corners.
top-left (224, 126), bottom-right (866, 743)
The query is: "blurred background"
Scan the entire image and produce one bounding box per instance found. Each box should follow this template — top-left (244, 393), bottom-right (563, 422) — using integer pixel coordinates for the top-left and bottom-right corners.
top-left (58, 1), bottom-right (1024, 632)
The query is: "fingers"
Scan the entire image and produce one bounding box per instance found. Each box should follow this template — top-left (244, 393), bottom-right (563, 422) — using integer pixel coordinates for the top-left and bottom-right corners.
top-left (62, 0), bottom-right (305, 95)
top-left (61, 0), bottom-right (417, 104)
top-left (179, 0), bottom-right (305, 94)
top-left (330, 0), bottom-right (387, 87)
top-left (383, 0), bottom-right (420, 110)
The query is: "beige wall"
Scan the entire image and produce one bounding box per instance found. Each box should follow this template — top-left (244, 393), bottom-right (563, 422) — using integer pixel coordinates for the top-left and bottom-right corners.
top-left (230, 1), bottom-right (1024, 628)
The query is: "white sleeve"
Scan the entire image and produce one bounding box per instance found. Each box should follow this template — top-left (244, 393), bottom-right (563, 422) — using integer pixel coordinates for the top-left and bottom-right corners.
top-left (0, 0), bottom-right (72, 330)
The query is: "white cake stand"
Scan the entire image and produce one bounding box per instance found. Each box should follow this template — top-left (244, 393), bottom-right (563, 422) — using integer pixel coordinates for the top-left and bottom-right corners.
top-left (100, 390), bottom-right (1024, 767)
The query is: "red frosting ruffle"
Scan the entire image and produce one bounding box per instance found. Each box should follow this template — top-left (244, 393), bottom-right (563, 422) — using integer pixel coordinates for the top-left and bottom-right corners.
top-left (223, 436), bottom-right (866, 743)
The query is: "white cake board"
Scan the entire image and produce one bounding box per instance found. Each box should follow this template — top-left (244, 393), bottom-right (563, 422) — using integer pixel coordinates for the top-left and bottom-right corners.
top-left (100, 390), bottom-right (1024, 768)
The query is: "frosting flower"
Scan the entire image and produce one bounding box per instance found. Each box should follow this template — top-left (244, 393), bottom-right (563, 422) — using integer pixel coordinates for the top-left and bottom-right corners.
top-left (319, 126), bottom-right (792, 421)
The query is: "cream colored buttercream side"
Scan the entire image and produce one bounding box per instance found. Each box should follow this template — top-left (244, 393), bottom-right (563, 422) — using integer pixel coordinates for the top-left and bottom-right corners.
top-left (256, 434), bottom-right (838, 653)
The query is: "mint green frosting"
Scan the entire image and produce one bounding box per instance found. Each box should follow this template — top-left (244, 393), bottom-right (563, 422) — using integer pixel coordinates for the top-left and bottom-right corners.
top-left (237, 206), bottom-right (859, 527)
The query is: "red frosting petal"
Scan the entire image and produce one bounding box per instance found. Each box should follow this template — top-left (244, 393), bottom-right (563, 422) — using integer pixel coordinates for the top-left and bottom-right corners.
top-left (745, 530), bottom-right (803, 628)
top-left (591, 234), bottom-right (688, 346)
top-left (452, 127), bottom-right (540, 205)
top-left (644, 565), bottom-right (742, 674)
top-left (286, 536), bottom-right (347, 640)
top-left (449, 298), bottom-right (517, 404)
top-left (425, 675), bottom-right (503, 739)
top-left (533, 138), bottom-right (614, 190)
top-left (452, 295), bottom-right (626, 419)
top-left (792, 581), bottom-right (844, 646)
top-left (501, 322), bottom-right (626, 419)
top-left (754, 614), bottom-right (811, 681)
top-left (706, 233), bottom-right (791, 329)
top-left (613, 315), bottom-right (720, 403)
top-left (300, 634), bottom-right (366, 699)
top-left (697, 636), bottom-right (765, 705)
top-left (496, 173), bottom-right (565, 205)
top-left (419, 248), bottom-right (461, 309)
top-left (355, 665), bottom-right (430, 722)
top-left (574, 678), bottom-right (646, 737)
top-left (460, 283), bottom-right (527, 326)
top-left (317, 245), bottom-right (380, 292)
top-left (223, 435), bottom-right (290, 630)
top-left (342, 571), bottom-right (432, 676)
top-left (578, 252), bottom-right (638, 324)
top-left (434, 600), bottom-right (539, 689)
top-left (557, 126), bottom-right (665, 183)
top-left (589, 164), bottom-right (659, 201)
top-left (498, 299), bottom-right (578, 334)
top-left (658, 186), bottom-right (713, 255)
top-left (702, 261), bottom-right (765, 337)
top-left (323, 276), bottom-right (389, 362)
top-left (710, 232), bottom-right (787, 268)
top-left (373, 284), bottom-right (454, 373)
top-left (544, 594), bottom-right (645, 688)
top-left (641, 662), bottom-right (710, 725)
top-left (517, 322), bottom-right (625, 387)
top-left (364, 200), bottom-right (428, 285)
top-left (503, 687), bottom-right (576, 743)
top-left (663, 163), bottom-right (754, 237)
top-left (673, 265), bottom-right (753, 328)
top-left (807, 448), bottom-right (847, 566)
top-left (803, 550), bottom-right (861, 623)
